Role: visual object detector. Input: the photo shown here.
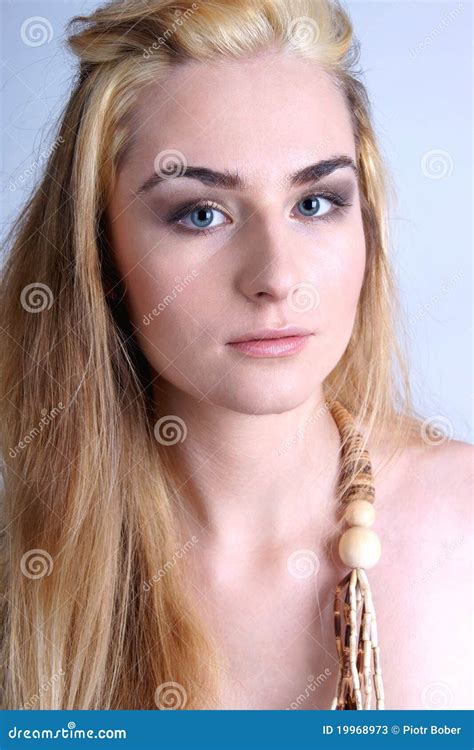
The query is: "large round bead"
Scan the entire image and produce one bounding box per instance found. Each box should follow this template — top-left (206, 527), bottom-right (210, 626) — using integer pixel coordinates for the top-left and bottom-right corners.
top-left (343, 499), bottom-right (375, 528)
top-left (338, 526), bottom-right (381, 569)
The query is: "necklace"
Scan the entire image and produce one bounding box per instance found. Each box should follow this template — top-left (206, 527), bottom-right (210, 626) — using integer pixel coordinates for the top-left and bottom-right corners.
top-left (328, 399), bottom-right (384, 710)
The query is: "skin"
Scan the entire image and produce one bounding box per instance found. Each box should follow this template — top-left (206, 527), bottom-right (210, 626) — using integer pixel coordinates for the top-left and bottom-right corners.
top-left (106, 52), bottom-right (473, 709)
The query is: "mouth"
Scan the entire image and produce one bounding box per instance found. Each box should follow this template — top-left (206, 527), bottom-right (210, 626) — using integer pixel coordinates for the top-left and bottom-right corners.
top-left (226, 327), bottom-right (313, 358)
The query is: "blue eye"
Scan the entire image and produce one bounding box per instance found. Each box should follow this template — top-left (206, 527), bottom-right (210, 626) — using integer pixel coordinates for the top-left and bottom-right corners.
top-left (167, 201), bottom-right (228, 234)
top-left (177, 202), bottom-right (228, 231)
top-left (166, 191), bottom-right (352, 235)
top-left (295, 195), bottom-right (332, 218)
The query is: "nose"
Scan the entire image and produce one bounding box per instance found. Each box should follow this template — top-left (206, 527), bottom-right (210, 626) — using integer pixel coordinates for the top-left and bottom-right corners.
top-left (233, 214), bottom-right (313, 305)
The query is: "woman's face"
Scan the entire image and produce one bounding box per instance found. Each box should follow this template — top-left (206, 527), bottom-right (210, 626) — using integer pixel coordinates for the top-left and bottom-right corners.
top-left (106, 53), bottom-right (366, 415)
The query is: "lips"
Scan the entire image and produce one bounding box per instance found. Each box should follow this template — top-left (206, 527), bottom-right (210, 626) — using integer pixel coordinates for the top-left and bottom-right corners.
top-left (227, 326), bottom-right (312, 344)
top-left (226, 327), bottom-right (313, 358)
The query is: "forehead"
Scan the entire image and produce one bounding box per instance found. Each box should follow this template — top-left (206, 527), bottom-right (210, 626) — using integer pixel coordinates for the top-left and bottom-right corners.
top-left (123, 53), bottom-right (356, 187)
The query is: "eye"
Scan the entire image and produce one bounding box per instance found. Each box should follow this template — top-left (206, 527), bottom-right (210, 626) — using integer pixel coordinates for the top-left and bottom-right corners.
top-left (293, 194), bottom-right (335, 220)
top-left (175, 201), bottom-right (229, 232)
top-left (166, 190), bottom-right (352, 236)
top-left (290, 193), bottom-right (352, 221)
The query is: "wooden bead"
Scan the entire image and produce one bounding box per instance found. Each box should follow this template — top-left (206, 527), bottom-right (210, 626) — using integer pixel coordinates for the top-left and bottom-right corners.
top-left (338, 526), bottom-right (381, 569)
top-left (343, 500), bottom-right (375, 528)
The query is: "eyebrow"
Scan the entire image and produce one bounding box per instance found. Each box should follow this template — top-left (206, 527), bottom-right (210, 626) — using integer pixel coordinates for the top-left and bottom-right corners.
top-left (136, 155), bottom-right (358, 195)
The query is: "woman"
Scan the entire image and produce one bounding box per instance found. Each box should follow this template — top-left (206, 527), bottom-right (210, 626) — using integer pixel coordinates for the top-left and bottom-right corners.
top-left (1, 0), bottom-right (471, 711)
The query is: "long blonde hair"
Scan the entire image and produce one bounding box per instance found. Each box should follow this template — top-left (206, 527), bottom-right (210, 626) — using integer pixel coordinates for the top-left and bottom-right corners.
top-left (1, 0), bottom-right (427, 709)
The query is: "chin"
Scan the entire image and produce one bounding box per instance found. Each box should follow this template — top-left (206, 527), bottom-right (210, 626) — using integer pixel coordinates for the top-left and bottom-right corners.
top-left (202, 374), bottom-right (318, 416)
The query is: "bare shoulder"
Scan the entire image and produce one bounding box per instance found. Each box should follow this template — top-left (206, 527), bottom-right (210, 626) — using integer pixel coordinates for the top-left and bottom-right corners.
top-left (367, 433), bottom-right (473, 708)
top-left (411, 437), bottom-right (472, 532)
top-left (413, 435), bottom-right (474, 485)
top-left (372, 432), bottom-right (473, 533)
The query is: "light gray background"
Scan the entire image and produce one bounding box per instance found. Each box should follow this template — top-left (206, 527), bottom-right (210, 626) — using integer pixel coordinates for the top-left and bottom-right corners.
top-left (1, 0), bottom-right (472, 442)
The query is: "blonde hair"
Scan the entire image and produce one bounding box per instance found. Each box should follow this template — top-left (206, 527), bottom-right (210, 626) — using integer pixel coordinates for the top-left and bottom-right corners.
top-left (1, 0), bottom-right (426, 709)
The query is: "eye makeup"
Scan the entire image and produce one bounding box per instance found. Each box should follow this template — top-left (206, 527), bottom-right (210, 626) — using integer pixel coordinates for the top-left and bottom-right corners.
top-left (161, 180), bottom-right (355, 237)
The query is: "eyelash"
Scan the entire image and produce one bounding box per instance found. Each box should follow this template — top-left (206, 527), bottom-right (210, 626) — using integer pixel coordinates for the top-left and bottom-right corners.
top-left (165, 191), bottom-right (353, 236)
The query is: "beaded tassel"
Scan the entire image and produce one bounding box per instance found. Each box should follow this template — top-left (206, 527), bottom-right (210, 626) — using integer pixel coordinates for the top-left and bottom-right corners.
top-left (328, 400), bottom-right (385, 710)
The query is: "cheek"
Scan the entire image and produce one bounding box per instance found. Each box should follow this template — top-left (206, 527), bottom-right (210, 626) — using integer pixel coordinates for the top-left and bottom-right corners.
top-left (123, 262), bottom-right (204, 343)
top-left (307, 222), bottom-right (366, 367)
top-left (107, 207), bottom-right (238, 401)
top-left (108, 215), bottom-right (203, 343)
top-left (115, 250), bottom-right (219, 390)
top-left (310, 222), bottom-right (366, 326)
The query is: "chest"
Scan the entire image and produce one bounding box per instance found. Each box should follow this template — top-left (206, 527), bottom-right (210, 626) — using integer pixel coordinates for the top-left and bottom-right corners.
top-left (190, 564), bottom-right (338, 709)
top-left (184, 523), bottom-right (470, 710)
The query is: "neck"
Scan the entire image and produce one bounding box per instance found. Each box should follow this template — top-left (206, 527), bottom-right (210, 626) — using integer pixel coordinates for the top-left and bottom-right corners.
top-left (153, 382), bottom-right (342, 556)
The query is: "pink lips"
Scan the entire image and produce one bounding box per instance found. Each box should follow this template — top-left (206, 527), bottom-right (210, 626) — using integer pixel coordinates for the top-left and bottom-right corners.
top-left (226, 327), bottom-right (313, 358)
top-left (227, 335), bottom-right (311, 357)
